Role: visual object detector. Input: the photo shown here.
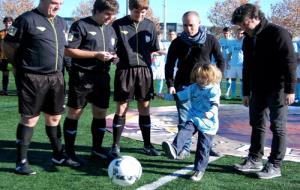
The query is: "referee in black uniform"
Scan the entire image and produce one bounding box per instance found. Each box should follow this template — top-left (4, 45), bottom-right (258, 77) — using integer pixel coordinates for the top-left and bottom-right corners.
top-left (63, 0), bottom-right (119, 165)
top-left (4, 0), bottom-right (71, 175)
top-left (109, 0), bottom-right (161, 158)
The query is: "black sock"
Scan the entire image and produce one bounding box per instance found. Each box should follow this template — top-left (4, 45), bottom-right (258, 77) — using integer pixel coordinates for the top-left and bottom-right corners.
top-left (63, 118), bottom-right (78, 156)
top-left (46, 125), bottom-right (63, 159)
top-left (91, 118), bottom-right (106, 151)
top-left (112, 115), bottom-right (125, 146)
top-left (16, 123), bottom-right (33, 164)
top-left (3, 73), bottom-right (8, 92)
top-left (139, 115), bottom-right (151, 147)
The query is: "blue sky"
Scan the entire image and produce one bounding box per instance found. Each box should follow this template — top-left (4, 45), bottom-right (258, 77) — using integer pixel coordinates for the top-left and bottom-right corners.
top-left (34, 0), bottom-right (282, 26)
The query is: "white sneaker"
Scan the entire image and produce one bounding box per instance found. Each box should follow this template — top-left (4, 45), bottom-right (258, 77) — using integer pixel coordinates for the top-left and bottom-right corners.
top-left (190, 171), bottom-right (204, 181)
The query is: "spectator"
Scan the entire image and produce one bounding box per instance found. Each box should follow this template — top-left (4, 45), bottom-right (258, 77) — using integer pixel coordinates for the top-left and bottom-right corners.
top-left (219, 27), bottom-right (233, 99)
top-left (232, 3), bottom-right (297, 179)
top-left (0, 16), bottom-right (13, 95)
top-left (151, 31), bottom-right (167, 94)
top-left (293, 39), bottom-right (300, 103)
top-left (165, 11), bottom-right (224, 159)
top-left (165, 30), bottom-right (178, 78)
top-left (226, 28), bottom-right (244, 99)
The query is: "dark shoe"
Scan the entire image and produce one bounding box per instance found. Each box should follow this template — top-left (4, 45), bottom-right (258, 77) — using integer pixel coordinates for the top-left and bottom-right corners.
top-left (190, 170), bottom-right (204, 181)
top-left (52, 155), bottom-right (82, 168)
top-left (0, 90), bottom-right (8, 96)
top-left (108, 145), bottom-right (120, 159)
top-left (257, 162), bottom-right (281, 179)
top-left (233, 157), bottom-right (263, 172)
top-left (143, 144), bottom-right (161, 156)
top-left (64, 157), bottom-right (83, 168)
top-left (15, 162), bottom-right (36, 175)
top-left (162, 141), bottom-right (176, 159)
top-left (209, 149), bottom-right (222, 157)
top-left (91, 148), bottom-right (109, 159)
top-left (177, 149), bottom-right (191, 160)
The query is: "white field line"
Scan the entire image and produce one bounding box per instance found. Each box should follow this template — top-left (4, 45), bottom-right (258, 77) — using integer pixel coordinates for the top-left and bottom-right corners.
top-left (136, 156), bottom-right (220, 190)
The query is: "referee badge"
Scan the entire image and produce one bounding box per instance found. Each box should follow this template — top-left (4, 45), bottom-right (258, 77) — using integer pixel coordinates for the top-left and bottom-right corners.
top-left (8, 26), bottom-right (17, 36)
top-left (145, 35), bottom-right (150, 43)
top-left (68, 33), bottom-right (74, 41)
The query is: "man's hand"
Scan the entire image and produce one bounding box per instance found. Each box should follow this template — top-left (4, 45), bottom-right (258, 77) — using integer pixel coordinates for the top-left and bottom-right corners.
top-left (285, 93), bottom-right (295, 105)
top-left (110, 52), bottom-right (119, 64)
top-left (243, 96), bottom-right (250, 107)
top-left (169, 87), bottom-right (176, 94)
top-left (95, 51), bottom-right (115, 62)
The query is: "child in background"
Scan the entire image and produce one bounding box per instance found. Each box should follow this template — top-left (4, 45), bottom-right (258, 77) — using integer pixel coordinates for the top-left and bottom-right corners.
top-left (151, 31), bottom-right (167, 94)
top-left (159, 63), bottom-right (222, 181)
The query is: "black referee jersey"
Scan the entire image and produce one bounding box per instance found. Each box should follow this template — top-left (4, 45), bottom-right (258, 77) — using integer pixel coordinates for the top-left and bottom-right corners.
top-left (5, 9), bottom-right (67, 74)
top-left (112, 16), bottom-right (160, 69)
top-left (67, 17), bottom-right (117, 73)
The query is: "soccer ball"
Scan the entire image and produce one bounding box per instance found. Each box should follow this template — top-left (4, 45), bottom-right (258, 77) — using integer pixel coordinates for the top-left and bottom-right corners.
top-left (108, 156), bottom-right (142, 186)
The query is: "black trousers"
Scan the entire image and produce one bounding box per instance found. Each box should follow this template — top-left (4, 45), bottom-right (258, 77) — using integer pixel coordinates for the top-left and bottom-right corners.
top-left (248, 89), bottom-right (287, 167)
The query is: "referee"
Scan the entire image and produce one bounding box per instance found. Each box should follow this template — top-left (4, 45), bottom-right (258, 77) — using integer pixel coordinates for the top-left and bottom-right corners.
top-left (4, 0), bottom-right (72, 175)
top-left (109, 0), bottom-right (161, 158)
top-left (63, 0), bottom-right (119, 165)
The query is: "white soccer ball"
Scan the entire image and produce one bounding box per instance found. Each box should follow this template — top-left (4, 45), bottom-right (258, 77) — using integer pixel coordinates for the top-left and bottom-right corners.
top-left (108, 156), bottom-right (142, 186)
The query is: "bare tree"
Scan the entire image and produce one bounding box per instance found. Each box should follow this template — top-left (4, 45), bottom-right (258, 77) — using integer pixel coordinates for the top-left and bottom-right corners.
top-left (72, 0), bottom-right (160, 31)
top-left (270, 0), bottom-right (300, 37)
top-left (146, 8), bottom-right (160, 32)
top-left (0, 0), bottom-right (35, 20)
top-left (72, 0), bottom-right (94, 19)
top-left (208, 0), bottom-right (259, 28)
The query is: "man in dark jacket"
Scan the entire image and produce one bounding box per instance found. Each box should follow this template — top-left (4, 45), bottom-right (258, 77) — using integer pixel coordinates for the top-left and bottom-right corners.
top-left (232, 3), bottom-right (297, 179)
top-left (109, 0), bottom-right (160, 158)
top-left (165, 11), bottom-right (224, 159)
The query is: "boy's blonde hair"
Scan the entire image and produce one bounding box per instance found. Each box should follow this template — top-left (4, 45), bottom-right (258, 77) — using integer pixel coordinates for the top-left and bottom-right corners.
top-left (190, 63), bottom-right (222, 85)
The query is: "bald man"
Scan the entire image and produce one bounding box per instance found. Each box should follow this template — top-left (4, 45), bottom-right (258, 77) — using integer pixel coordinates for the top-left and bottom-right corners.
top-left (164, 11), bottom-right (224, 159)
top-left (4, 0), bottom-right (71, 175)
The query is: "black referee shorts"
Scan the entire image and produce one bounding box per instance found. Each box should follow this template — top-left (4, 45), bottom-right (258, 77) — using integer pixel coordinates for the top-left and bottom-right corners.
top-left (0, 59), bottom-right (9, 71)
top-left (114, 67), bottom-right (154, 102)
top-left (17, 72), bottom-right (65, 117)
top-left (67, 70), bottom-right (111, 109)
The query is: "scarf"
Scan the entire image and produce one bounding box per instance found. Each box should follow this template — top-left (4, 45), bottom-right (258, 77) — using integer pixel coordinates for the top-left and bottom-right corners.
top-left (180, 26), bottom-right (207, 46)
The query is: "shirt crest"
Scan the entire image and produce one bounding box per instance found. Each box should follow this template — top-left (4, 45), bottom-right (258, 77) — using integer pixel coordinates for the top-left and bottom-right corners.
top-left (145, 35), bottom-right (151, 43)
top-left (7, 26), bottom-right (17, 36)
